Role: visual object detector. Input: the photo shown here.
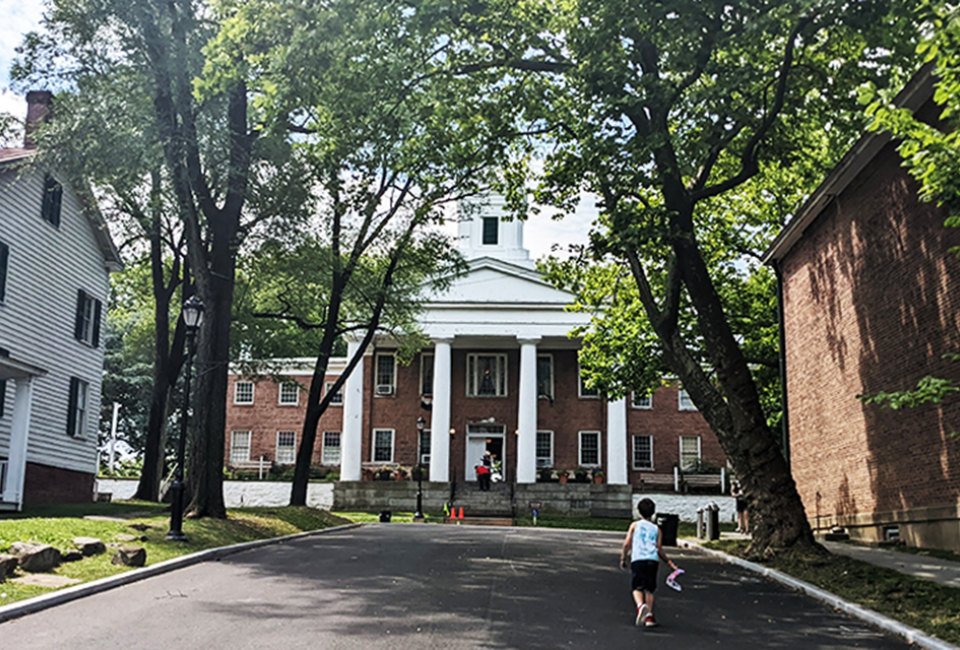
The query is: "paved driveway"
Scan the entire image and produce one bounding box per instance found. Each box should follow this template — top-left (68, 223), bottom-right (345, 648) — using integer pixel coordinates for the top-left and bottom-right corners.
top-left (0, 525), bottom-right (906, 649)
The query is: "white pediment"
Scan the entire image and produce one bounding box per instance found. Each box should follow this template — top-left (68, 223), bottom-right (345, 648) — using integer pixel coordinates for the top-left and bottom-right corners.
top-left (426, 258), bottom-right (573, 306)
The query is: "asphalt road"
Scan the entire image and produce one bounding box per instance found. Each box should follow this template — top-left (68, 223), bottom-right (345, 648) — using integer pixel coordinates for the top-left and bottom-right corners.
top-left (0, 524), bottom-right (907, 649)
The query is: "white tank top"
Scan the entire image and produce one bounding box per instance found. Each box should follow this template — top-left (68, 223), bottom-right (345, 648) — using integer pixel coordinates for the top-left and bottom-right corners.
top-left (632, 519), bottom-right (659, 562)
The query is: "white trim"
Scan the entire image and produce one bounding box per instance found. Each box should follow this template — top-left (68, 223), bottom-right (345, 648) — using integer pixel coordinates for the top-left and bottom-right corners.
top-left (679, 435), bottom-right (702, 470)
top-left (536, 430), bottom-right (554, 468)
top-left (230, 431), bottom-right (252, 465)
top-left (234, 381), bottom-right (255, 405)
top-left (678, 388), bottom-right (697, 411)
top-left (466, 352), bottom-right (508, 397)
top-left (321, 431), bottom-right (341, 465)
top-left (420, 353), bottom-right (434, 396)
top-left (371, 428), bottom-right (395, 463)
top-left (418, 428), bottom-right (432, 465)
top-left (374, 352), bottom-right (397, 396)
top-left (536, 353), bottom-right (554, 400)
top-left (577, 363), bottom-right (600, 399)
top-left (631, 392), bottom-right (653, 409)
top-left (275, 431), bottom-right (296, 464)
top-left (632, 434), bottom-right (654, 471)
top-left (578, 430), bottom-right (601, 467)
top-left (277, 381), bottom-right (300, 406)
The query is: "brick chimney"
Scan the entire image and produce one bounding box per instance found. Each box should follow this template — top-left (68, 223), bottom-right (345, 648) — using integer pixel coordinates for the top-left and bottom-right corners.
top-left (23, 90), bottom-right (53, 149)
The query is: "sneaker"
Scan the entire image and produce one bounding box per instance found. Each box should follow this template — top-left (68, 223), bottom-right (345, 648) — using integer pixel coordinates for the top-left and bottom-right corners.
top-left (635, 604), bottom-right (647, 626)
top-left (644, 615), bottom-right (658, 628)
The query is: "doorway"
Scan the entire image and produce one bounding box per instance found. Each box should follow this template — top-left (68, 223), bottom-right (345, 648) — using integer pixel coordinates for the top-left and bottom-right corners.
top-left (465, 423), bottom-right (505, 482)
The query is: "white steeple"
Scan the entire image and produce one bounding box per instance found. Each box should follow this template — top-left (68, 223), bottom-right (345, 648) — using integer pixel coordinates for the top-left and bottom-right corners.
top-left (456, 193), bottom-right (533, 266)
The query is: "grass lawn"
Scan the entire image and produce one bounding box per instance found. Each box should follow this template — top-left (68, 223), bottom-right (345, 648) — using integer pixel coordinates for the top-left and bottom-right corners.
top-left (706, 540), bottom-right (960, 645)
top-left (0, 501), bottom-right (349, 606)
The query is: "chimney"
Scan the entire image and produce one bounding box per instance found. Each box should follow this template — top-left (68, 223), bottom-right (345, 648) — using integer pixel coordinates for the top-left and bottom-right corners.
top-left (24, 90), bottom-right (53, 149)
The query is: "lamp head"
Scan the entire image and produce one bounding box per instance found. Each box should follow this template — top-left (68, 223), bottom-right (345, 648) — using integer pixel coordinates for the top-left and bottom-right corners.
top-left (182, 295), bottom-right (205, 331)
top-left (416, 416), bottom-right (425, 432)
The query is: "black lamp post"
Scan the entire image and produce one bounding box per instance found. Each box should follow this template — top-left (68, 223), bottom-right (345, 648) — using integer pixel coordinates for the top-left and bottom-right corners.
top-left (167, 295), bottom-right (204, 541)
top-left (414, 416), bottom-right (425, 520)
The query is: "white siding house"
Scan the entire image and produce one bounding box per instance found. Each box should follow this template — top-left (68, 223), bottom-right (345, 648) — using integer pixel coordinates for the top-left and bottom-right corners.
top-left (0, 101), bottom-right (121, 509)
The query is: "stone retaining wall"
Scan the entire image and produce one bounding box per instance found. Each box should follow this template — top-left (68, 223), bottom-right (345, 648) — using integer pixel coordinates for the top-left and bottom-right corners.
top-left (95, 479), bottom-right (335, 509)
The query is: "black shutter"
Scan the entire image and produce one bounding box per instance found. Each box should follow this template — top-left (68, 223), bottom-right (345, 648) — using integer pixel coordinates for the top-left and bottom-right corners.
top-left (0, 379), bottom-right (6, 418)
top-left (74, 290), bottom-right (85, 340)
top-left (0, 241), bottom-right (8, 303)
top-left (41, 175), bottom-right (52, 223)
top-left (41, 174), bottom-right (63, 227)
top-left (92, 299), bottom-right (102, 348)
top-left (51, 182), bottom-right (63, 227)
top-left (67, 377), bottom-right (79, 437)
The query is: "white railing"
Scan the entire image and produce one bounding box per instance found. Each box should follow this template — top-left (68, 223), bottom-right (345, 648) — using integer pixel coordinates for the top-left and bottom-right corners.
top-left (0, 459), bottom-right (8, 501)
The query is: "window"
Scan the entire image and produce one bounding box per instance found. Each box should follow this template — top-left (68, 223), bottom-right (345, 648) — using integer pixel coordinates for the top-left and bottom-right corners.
top-left (418, 429), bottom-right (431, 465)
top-left (73, 290), bottom-right (102, 347)
top-left (375, 353), bottom-right (396, 395)
top-left (230, 431), bottom-right (252, 465)
top-left (467, 353), bottom-right (507, 397)
top-left (322, 431), bottom-right (341, 465)
top-left (0, 240), bottom-right (8, 303)
top-left (278, 382), bottom-right (300, 405)
top-left (41, 173), bottom-right (63, 227)
top-left (234, 381), bottom-right (255, 404)
top-left (325, 381), bottom-right (343, 405)
top-left (482, 216), bottom-right (499, 245)
top-left (420, 353), bottom-right (434, 396)
top-left (578, 364), bottom-right (599, 398)
top-left (578, 431), bottom-right (601, 467)
top-left (276, 431), bottom-right (296, 464)
top-left (67, 377), bottom-right (89, 438)
top-left (536, 431), bottom-right (554, 468)
top-left (632, 435), bottom-right (654, 470)
top-left (679, 436), bottom-right (702, 471)
top-left (678, 388), bottom-right (698, 411)
top-left (536, 354), bottom-right (554, 400)
top-left (372, 429), bottom-right (395, 462)
top-left (632, 392), bottom-right (653, 409)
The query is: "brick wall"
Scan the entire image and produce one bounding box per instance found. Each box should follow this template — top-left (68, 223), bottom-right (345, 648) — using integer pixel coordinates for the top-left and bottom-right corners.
top-left (781, 135), bottom-right (960, 533)
top-left (23, 461), bottom-right (95, 506)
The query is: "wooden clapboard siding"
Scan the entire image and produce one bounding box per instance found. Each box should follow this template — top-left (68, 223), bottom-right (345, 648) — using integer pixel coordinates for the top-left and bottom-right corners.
top-left (0, 164), bottom-right (110, 475)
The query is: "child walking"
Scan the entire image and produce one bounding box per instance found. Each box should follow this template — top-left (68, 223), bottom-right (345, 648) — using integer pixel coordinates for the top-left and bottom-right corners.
top-left (620, 497), bottom-right (679, 628)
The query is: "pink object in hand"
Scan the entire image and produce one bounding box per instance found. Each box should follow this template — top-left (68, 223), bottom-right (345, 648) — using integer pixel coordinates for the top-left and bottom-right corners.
top-left (665, 568), bottom-right (685, 591)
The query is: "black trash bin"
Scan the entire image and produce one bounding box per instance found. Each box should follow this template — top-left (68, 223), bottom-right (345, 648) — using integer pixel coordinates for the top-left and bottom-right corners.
top-left (706, 503), bottom-right (720, 541)
top-left (379, 510), bottom-right (392, 523)
top-left (655, 513), bottom-right (679, 546)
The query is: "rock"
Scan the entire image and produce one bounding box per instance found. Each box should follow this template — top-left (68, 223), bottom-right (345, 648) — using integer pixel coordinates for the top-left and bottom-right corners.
top-left (129, 523), bottom-right (153, 532)
top-left (61, 550), bottom-right (84, 562)
top-left (9, 543), bottom-right (62, 573)
top-left (114, 533), bottom-right (146, 543)
top-left (112, 546), bottom-right (146, 567)
top-left (0, 554), bottom-right (18, 580)
top-left (11, 574), bottom-right (81, 588)
top-left (73, 537), bottom-right (106, 556)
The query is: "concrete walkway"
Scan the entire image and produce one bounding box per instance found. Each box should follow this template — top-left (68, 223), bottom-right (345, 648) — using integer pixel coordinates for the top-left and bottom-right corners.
top-left (823, 541), bottom-right (960, 589)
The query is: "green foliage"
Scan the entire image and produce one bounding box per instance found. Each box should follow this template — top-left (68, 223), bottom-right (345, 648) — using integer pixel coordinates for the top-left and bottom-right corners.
top-left (860, 374), bottom-right (960, 410)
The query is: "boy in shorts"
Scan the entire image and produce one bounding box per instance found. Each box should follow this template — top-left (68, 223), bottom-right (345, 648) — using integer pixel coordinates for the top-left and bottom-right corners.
top-left (620, 497), bottom-right (679, 627)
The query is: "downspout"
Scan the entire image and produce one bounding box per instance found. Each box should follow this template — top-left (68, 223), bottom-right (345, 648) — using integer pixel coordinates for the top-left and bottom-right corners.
top-left (773, 262), bottom-right (790, 466)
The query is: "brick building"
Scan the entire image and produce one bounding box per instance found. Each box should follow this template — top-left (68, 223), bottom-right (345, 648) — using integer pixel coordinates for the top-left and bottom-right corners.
top-left (765, 69), bottom-right (960, 550)
top-left (226, 195), bottom-right (724, 489)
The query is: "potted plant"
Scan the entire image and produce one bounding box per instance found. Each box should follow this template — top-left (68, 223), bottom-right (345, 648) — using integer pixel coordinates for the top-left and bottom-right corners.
top-left (574, 467), bottom-right (590, 483)
top-left (557, 469), bottom-right (569, 484)
top-left (376, 466), bottom-right (393, 481)
top-left (592, 469), bottom-right (605, 484)
top-left (538, 467), bottom-right (554, 483)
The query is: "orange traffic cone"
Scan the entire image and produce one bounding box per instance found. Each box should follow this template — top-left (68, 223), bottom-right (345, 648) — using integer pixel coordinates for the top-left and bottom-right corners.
top-left (458, 507), bottom-right (465, 520)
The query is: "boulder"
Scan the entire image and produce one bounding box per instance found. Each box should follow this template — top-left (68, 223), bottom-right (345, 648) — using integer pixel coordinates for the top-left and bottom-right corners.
top-left (112, 546), bottom-right (147, 567)
top-left (114, 533), bottom-right (146, 543)
top-left (61, 550), bottom-right (84, 562)
top-left (0, 554), bottom-right (18, 580)
top-left (73, 537), bottom-right (106, 556)
top-left (10, 543), bottom-right (62, 573)
top-left (128, 523), bottom-right (153, 532)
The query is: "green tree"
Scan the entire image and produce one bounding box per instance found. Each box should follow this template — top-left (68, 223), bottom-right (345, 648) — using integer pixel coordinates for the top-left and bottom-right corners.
top-left (432, 0), bottom-right (918, 556)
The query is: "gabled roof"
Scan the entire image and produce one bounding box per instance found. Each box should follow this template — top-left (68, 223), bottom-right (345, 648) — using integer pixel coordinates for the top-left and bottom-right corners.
top-left (0, 149), bottom-right (123, 270)
top-left (424, 255), bottom-right (577, 307)
top-left (763, 64), bottom-right (936, 264)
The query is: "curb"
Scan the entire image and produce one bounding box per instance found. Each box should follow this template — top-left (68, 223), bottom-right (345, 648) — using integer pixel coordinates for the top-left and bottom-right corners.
top-left (688, 541), bottom-right (957, 650)
top-left (0, 522), bottom-right (362, 624)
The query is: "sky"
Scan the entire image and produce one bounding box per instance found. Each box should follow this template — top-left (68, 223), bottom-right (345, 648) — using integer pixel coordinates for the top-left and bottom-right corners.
top-left (0, 1), bottom-right (598, 260)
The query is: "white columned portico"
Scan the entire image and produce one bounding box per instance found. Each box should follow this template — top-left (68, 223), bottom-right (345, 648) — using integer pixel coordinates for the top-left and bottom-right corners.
top-left (429, 338), bottom-right (453, 482)
top-left (340, 338), bottom-right (365, 481)
top-left (516, 336), bottom-right (540, 484)
top-left (606, 397), bottom-right (628, 485)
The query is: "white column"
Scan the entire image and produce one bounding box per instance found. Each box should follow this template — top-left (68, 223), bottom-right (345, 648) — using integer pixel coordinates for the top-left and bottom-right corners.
top-left (606, 396), bottom-right (628, 485)
top-left (6, 378), bottom-right (35, 509)
top-left (429, 339), bottom-right (452, 483)
top-left (516, 336), bottom-right (540, 484)
top-left (340, 339), bottom-right (365, 481)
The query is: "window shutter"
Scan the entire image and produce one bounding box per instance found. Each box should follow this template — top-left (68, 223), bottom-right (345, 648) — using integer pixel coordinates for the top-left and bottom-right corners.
top-left (74, 290), bottom-right (85, 340)
top-left (0, 241), bottom-right (8, 302)
top-left (92, 299), bottom-right (102, 348)
top-left (51, 183), bottom-right (63, 227)
top-left (67, 377), bottom-right (79, 437)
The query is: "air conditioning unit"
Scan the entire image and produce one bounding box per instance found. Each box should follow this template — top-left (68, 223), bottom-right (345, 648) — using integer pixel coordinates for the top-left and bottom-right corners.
top-left (376, 384), bottom-right (394, 396)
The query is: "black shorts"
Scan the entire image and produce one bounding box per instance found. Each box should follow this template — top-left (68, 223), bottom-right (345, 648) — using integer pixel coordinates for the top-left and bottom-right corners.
top-left (631, 560), bottom-right (658, 593)
top-left (736, 498), bottom-right (747, 513)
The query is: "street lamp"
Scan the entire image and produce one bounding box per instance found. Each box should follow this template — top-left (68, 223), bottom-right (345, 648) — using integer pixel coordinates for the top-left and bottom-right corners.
top-left (167, 295), bottom-right (204, 541)
top-left (414, 416), bottom-right (426, 520)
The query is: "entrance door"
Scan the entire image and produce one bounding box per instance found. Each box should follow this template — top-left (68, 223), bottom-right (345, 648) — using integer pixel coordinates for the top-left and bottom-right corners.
top-left (465, 424), bottom-right (506, 482)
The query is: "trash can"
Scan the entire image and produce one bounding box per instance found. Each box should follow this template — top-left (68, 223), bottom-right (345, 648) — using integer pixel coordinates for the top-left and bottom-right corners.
top-left (705, 503), bottom-right (720, 541)
top-left (696, 507), bottom-right (706, 540)
top-left (655, 513), bottom-right (680, 547)
top-left (379, 510), bottom-right (392, 523)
